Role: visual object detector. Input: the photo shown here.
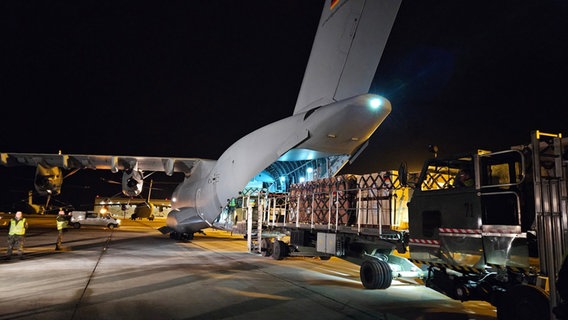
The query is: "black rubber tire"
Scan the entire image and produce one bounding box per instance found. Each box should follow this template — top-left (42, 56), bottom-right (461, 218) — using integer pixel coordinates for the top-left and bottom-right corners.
top-left (180, 232), bottom-right (194, 241)
top-left (261, 239), bottom-right (273, 257)
top-left (496, 284), bottom-right (549, 320)
top-left (73, 223), bottom-right (81, 229)
top-left (272, 240), bottom-right (288, 260)
top-left (360, 259), bottom-right (393, 289)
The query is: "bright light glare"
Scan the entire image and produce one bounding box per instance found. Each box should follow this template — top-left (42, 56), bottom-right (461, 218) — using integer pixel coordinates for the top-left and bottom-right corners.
top-left (369, 98), bottom-right (382, 109)
top-left (299, 177), bottom-right (305, 183)
top-left (306, 167), bottom-right (313, 174)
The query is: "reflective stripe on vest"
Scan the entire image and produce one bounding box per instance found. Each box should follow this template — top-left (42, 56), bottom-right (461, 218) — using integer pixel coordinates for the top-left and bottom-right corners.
top-left (9, 218), bottom-right (26, 235)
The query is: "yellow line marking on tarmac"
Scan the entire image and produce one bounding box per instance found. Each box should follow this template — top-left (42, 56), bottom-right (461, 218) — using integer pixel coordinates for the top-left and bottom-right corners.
top-left (220, 287), bottom-right (293, 300)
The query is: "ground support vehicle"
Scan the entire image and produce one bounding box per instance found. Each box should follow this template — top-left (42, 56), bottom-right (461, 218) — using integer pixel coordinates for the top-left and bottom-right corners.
top-left (70, 211), bottom-right (121, 229)
top-left (228, 171), bottom-right (424, 289)
top-left (407, 130), bottom-right (568, 320)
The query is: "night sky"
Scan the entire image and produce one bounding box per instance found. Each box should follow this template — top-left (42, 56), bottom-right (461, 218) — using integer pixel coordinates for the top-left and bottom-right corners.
top-left (1, 0), bottom-right (567, 210)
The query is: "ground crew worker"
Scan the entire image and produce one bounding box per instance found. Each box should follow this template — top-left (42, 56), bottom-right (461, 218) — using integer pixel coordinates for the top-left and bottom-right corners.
top-left (55, 209), bottom-right (69, 250)
top-left (6, 211), bottom-right (28, 260)
top-left (454, 168), bottom-right (474, 187)
top-left (228, 197), bottom-right (237, 220)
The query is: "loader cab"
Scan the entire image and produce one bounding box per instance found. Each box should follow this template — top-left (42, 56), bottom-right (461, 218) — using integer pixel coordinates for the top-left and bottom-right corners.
top-left (411, 149), bottom-right (528, 228)
top-left (407, 149), bottom-right (531, 268)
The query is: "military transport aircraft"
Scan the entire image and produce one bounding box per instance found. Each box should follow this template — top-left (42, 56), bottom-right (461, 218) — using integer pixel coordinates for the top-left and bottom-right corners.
top-left (0, 0), bottom-right (401, 240)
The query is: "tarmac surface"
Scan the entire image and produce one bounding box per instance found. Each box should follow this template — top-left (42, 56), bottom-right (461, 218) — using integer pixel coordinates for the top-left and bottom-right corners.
top-left (0, 214), bottom-right (497, 320)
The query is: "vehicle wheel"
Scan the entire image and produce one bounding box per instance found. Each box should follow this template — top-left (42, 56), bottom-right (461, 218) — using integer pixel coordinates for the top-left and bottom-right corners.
top-left (261, 239), bottom-right (273, 257)
top-left (360, 259), bottom-right (393, 289)
top-left (319, 255), bottom-right (331, 261)
top-left (272, 240), bottom-right (288, 260)
top-left (73, 223), bottom-right (81, 229)
top-left (108, 224), bottom-right (115, 229)
top-left (496, 284), bottom-right (549, 320)
top-left (149, 215), bottom-right (154, 221)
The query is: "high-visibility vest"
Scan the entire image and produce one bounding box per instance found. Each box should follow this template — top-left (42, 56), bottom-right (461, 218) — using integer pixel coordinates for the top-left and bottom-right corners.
top-left (9, 218), bottom-right (27, 235)
top-left (57, 219), bottom-right (68, 230)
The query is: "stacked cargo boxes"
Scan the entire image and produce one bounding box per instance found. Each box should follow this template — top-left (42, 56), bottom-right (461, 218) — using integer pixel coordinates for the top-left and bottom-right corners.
top-left (289, 174), bottom-right (357, 226)
top-left (287, 171), bottom-right (409, 230)
top-left (358, 172), bottom-right (392, 227)
top-left (357, 171), bottom-right (409, 230)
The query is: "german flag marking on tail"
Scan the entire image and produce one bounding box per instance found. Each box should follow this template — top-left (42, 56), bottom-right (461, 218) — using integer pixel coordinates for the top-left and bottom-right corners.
top-left (330, 0), bottom-right (339, 10)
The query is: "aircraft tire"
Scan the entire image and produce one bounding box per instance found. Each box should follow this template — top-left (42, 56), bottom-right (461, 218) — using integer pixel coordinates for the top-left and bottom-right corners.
top-left (271, 240), bottom-right (287, 260)
top-left (496, 284), bottom-right (549, 320)
top-left (360, 259), bottom-right (392, 289)
top-left (180, 232), bottom-right (194, 241)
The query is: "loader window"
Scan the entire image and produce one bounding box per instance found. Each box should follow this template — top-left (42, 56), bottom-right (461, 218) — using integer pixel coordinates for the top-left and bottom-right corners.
top-left (418, 156), bottom-right (475, 191)
top-left (479, 150), bottom-right (524, 188)
top-left (485, 163), bottom-right (511, 185)
top-left (420, 165), bottom-right (460, 190)
top-left (481, 192), bottom-right (519, 225)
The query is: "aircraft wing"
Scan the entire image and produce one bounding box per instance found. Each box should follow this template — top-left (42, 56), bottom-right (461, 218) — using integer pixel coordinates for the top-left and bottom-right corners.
top-left (0, 152), bottom-right (199, 177)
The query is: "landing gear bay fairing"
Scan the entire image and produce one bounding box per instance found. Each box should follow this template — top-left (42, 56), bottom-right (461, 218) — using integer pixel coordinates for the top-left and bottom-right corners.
top-left (1, 0), bottom-right (401, 240)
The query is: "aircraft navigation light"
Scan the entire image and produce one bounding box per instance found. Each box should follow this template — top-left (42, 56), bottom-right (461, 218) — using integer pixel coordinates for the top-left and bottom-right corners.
top-left (369, 98), bottom-right (382, 109)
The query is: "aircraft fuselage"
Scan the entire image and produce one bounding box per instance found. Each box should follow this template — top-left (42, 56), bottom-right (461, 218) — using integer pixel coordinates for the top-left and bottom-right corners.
top-left (167, 94), bottom-right (391, 236)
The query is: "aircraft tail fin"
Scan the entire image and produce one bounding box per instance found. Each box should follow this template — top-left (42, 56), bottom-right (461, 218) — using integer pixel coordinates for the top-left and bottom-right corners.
top-left (293, 0), bottom-right (401, 115)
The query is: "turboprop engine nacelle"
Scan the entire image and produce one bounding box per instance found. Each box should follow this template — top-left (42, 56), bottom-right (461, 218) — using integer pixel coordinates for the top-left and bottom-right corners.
top-left (122, 168), bottom-right (143, 197)
top-left (34, 163), bottom-right (63, 196)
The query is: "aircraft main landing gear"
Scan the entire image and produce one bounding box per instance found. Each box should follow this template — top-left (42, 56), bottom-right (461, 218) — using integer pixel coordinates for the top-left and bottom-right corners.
top-left (169, 231), bottom-right (194, 241)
